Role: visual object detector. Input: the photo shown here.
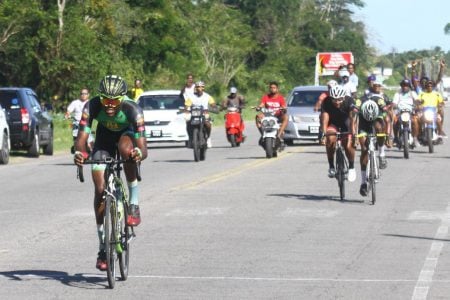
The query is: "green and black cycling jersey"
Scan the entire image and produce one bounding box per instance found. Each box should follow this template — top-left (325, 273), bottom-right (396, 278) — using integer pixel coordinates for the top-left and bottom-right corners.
top-left (79, 96), bottom-right (146, 139)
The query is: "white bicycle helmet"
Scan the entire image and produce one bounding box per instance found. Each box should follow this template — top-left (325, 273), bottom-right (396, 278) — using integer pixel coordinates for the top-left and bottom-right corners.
top-left (329, 85), bottom-right (347, 99)
top-left (361, 100), bottom-right (379, 121)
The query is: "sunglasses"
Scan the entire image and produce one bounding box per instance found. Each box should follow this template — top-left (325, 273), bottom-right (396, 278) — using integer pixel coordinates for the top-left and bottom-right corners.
top-left (101, 97), bottom-right (122, 107)
top-left (80, 92), bottom-right (89, 95)
top-left (332, 97), bottom-right (344, 102)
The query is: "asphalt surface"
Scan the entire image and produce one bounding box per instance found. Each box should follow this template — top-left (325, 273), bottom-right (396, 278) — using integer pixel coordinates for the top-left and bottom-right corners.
top-left (1, 111), bottom-right (450, 299)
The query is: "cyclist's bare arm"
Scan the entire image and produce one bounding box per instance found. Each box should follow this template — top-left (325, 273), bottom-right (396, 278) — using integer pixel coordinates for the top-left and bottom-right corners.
top-left (132, 137), bottom-right (148, 161)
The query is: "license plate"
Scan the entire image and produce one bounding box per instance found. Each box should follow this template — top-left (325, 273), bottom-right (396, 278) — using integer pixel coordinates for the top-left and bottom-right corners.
top-left (151, 130), bottom-right (162, 137)
top-left (309, 126), bottom-right (319, 134)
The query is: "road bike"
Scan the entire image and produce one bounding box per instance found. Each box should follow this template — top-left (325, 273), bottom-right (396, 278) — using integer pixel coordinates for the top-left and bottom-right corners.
top-left (358, 131), bottom-right (385, 205)
top-left (326, 131), bottom-right (350, 201)
top-left (77, 155), bottom-right (140, 288)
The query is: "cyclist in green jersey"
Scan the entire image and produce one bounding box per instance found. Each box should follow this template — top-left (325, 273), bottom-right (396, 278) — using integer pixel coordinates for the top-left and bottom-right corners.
top-left (74, 75), bottom-right (148, 271)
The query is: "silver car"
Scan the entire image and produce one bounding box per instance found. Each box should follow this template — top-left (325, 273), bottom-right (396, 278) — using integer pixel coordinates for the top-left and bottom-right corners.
top-left (284, 85), bottom-right (327, 145)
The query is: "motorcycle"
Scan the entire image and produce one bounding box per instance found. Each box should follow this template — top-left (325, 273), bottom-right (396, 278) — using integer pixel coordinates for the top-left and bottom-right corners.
top-left (224, 104), bottom-right (245, 147)
top-left (186, 105), bottom-right (208, 162)
top-left (257, 107), bottom-right (283, 159)
top-left (69, 117), bottom-right (94, 155)
top-left (395, 104), bottom-right (415, 159)
top-left (70, 118), bottom-right (80, 154)
top-left (419, 106), bottom-right (441, 153)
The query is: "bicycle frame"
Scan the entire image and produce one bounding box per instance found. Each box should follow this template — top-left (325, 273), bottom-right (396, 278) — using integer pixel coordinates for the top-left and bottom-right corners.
top-left (77, 155), bottom-right (139, 288)
top-left (326, 131), bottom-right (350, 201)
top-left (358, 129), bottom-right (385, 204)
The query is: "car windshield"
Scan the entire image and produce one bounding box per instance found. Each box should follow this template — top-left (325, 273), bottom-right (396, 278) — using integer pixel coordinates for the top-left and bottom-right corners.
top-left (139, 95), bottom-right (183, 110)
top-left (288, 90), bottom-right (323, 107)
top-left (0, 91), bottom-right (21, 110)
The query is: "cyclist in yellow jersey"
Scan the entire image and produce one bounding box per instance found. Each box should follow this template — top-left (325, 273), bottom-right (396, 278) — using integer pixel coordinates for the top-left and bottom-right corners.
top-left (417, 80), bottom-right (445, 136)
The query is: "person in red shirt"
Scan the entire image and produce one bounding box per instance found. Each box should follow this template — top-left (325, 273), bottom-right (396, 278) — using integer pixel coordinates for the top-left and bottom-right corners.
top-left (256, 81), bottom-right (288, 143)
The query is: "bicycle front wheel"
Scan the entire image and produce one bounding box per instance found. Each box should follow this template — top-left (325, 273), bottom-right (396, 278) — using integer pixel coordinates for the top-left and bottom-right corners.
top-left (119, 200), bottom-right (130, 281)
top-left (369, 152), bottom-right (376, 205)
top-left (336, 148), bottom-right (346, 201)
top-left (104, 195), bottom-right (117, 288)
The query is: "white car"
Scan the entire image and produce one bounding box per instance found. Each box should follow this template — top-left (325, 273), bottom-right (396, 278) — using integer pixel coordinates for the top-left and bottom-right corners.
top-left (138, 90), bottom-right (188, 144)
top-left (0, 104), bottom-right (10, 164)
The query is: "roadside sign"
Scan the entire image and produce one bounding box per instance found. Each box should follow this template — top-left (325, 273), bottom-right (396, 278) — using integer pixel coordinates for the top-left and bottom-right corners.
top-left (314, 52), bottom-right (354, 85)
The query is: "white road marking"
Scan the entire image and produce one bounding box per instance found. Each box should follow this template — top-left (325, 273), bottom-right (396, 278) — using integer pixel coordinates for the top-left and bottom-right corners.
top-left (408, 211), bottom-right (446, 221)
top-left (6, 273), bottom-right (450, 284)
top-left (411, 206), bottom-right (450, 300)
top-left (279, 208), bottom-right (339, 218)
top-left (165, 207), bottom-right (228, 216)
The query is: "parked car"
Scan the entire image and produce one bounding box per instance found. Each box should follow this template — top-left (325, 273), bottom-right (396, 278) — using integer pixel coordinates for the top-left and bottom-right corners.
top-left (137, 90), bottom-right (188, 145)
top-left (0, 103), bottom-right (10, 164)
top-left (0, 88), bottom-right (53, 157)
top-left (283, 85), bottom-right (327, 145)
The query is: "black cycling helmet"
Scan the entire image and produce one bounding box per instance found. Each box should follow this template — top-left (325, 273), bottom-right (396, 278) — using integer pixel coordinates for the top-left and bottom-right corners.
top-left (400, 79), bottom-right (411, 87)
top-left (99, 75), bottom-right (128, 99)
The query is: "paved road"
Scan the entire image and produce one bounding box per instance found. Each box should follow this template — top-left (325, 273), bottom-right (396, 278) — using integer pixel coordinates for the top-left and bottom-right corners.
top-left (1, 113), bottom-right (450, 299)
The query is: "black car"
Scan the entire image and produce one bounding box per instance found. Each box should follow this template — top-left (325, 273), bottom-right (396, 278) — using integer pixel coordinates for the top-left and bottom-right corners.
top-left (0, 88), bottom-right (53, 157)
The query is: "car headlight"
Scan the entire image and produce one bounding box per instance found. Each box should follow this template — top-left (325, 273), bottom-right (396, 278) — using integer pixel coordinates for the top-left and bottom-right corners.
top-left (292, 115), bottom-right (301, 123)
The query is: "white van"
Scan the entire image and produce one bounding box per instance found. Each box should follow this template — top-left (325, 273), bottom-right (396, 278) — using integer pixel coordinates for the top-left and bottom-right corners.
top-left (137, 90), bottom-right (188, 145)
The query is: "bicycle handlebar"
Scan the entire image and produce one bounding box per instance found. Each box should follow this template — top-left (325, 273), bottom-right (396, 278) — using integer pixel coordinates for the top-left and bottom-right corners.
top-left (76, 157), bottom-right (141, 183)
top-left (324, 131), bottom-right (352, 137)
top-left (356, 132), bottom-right (387, 138)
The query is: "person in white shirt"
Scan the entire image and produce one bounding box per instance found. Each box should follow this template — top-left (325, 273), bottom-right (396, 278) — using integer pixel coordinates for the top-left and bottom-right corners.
top-left (392, 79), bottom-right (419, 147)
top-left (347, 63), bottom-right (359, 88)
top-left (65, 88), bottom-right (91, 153)
top-left (180, 73), bottom-right (196, 102)
top-left (65, 88), bottom-right (90, 121)
top-left (184, 81), bottom-right (218, 148)
top-left (338, 69), bottom-right (357, 98)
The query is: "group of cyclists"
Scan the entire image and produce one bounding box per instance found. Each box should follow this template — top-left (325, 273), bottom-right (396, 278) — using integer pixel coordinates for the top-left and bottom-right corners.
top-left (67, 59), bottom-right (446, 271)
top-left (319, 61), bottom-right (446, 197)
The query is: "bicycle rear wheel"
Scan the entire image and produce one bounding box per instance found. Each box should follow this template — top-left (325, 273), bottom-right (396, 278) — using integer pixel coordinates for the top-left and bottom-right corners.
top-left (369, 152), bottom-right (376, 205)
top-left (336, 148), bottom-right (346, 201)
top-left (118, 200), bottom-right (130, 281)
top-left (104, 195), bottom-right (117, 288)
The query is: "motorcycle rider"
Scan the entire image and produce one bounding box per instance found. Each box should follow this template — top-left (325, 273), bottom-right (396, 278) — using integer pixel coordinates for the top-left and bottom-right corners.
top-left (222, 87), bottom-right (245, 111)
top-left (65, 88), bottom-right (90, 154)
top-left (321, 85), bottom-right (357, 182)
top-left (356, 90), bottom-right (389, 197)
top-left (184, 81), bottom-right (218, 148)
top-left (222, 86), bottom-right (246, 140)
top-left (73, 75), bottom-right (148, 271)
top-left (392, 79), bottom-right (420, 147)
top-left (256, 81), bottom-right (288, 146)
top-left (417, 79), bottom-right (445, 138)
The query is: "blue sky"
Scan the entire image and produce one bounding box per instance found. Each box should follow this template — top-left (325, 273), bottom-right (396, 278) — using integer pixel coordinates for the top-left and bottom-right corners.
top-left (353, 0), bottom-right (450, 54)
